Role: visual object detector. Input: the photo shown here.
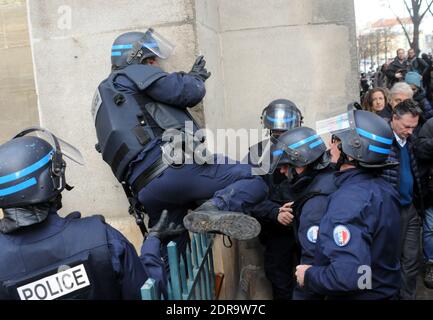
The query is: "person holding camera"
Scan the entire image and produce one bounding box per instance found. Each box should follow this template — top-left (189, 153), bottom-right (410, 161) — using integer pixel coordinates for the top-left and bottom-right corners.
top-left (386, 48), bottom-right (410, 89)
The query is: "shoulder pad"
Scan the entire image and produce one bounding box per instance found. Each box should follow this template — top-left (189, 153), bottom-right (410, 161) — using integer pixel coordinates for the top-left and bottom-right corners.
top-left (65, 212), bottom-right (106, 224)
top-left (64, 211), bottom-right (81, 220)
top-left (89, 214), bottom-right (106, 223)
top-left (114, 64), bottom-right (168, 90)
top-left (309, 170), bottom-right (338, 195)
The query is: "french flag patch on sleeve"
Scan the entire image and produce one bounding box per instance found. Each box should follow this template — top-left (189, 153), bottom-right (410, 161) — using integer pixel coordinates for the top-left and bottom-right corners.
top-left (333, 225), bottom-right (351, 247)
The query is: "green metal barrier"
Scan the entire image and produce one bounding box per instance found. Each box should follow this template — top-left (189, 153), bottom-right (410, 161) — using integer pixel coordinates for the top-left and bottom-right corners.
top-left (141, 233), bottom-right (215, 300)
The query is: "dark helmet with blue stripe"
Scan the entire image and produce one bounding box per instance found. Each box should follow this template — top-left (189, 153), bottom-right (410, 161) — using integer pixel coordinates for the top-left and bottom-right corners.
top-left (111, 28), bottom-right (174, 69)
top-left (334, 109), bottom-right (394, 167)
top-left (272, 127), bottom-right (327, 169)
top-left (261, 99), bottom-right (303, 132)
top-left (0, 127), bottom-right (83, 209)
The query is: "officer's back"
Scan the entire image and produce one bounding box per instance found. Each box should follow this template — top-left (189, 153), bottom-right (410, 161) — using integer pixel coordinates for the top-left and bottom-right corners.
top-left (0, 211), bottom-right (129, 300)
top-left (314, 170), bottom-right (400, 299)
top-left (296, 109), bottom-right (401, 300)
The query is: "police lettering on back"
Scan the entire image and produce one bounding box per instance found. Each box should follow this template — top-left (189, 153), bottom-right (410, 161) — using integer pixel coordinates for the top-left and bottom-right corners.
top-left (18, 265), bottom-right (90, 300)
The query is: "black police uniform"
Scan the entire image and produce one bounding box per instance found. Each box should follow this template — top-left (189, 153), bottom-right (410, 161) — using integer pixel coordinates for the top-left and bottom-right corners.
top-left (0, 211), bottom-right (165, 300)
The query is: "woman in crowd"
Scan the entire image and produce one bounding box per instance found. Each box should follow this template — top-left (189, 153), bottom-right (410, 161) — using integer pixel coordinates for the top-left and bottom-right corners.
top-left (362, 87), bottom-right (392, 118)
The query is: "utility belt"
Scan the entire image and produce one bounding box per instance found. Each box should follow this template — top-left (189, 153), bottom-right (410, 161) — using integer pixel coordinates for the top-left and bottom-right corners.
top-left (125, 132), bottom-right (211, 236)
top-left (130, 156), bottom-right (170, 195)
top-left (129, 130), bottom-right (210, 192)
top-left (122, 152), bottom-right (170, 238)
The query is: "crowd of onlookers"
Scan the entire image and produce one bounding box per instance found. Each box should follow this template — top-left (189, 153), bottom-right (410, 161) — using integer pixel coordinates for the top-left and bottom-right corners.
top-left (360, 49), bottom-right (433, 102)
top-left (358, 48), bottom-right (433, 298)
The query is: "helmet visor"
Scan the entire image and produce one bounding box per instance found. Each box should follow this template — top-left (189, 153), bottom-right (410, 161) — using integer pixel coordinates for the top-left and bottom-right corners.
top-left (48, 135), bottom-right (85, 166)
top-left (141, 28), bottom-right (175, 59)
top-left (14, 127), bottom-right (85, 166)
top-left (315, 111), bottom-right (351, 136)
top-left (315, 101), bottom-right (364, 136)
top-left (262, 104), bottom-right (302, 131)
top-left (250, 137), bottom-right (286, 175)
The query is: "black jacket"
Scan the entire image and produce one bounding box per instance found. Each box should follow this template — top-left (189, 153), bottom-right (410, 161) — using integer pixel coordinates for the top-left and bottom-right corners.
top-left (413, 89), bottom-right (433, 121)
top-left (408, 56), bottom-right (428, 76)
top-left (414, 117), bottom-right (433, 207)
top-left (377, 104), bottom-right (393, 121)
top-left (385, 57), bottom-right (409, 88)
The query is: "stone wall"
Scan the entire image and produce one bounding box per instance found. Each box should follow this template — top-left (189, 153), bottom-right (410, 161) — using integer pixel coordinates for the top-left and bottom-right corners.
top-left (0, 0), bottom-right (38, 143)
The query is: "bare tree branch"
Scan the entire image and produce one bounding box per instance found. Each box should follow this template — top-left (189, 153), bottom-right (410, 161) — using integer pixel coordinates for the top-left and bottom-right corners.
top-left (420, 0), bottom-right (433, 19)
top-left (396, 15), bottom-right (413, 45)
top-left (404, 0), bottom-right (413, 16)
top-left (388, 0), bottom-right (412, 46)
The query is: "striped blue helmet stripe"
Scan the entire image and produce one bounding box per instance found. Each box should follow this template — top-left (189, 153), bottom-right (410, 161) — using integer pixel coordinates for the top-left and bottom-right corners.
top-left (111, 51), bottom-right (122, 56)
top-left (112, 44), bottom-right (133, 50)
top-left (369, 145), bottom-right (391, 155)
top-left (111, 42), bottom-right (159, 50)
top-left (0, 150), bottom-right (53, 185)
top-left (0, 178), bottom-right (37, 196)
top-left (356, 128), bottom-right (393, 145)
top-left (272, 149), bottom-right (284, 156)
top-left (266, 115), bottom-right (297, 124)
top-left (309, 139), bottom-right (324, 149)
top-left (289, 134), bottom-right (320, 149)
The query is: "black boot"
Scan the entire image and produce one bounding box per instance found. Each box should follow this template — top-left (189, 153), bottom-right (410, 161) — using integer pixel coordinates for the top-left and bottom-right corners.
top-left (183, 200), bottom-right (261, 240)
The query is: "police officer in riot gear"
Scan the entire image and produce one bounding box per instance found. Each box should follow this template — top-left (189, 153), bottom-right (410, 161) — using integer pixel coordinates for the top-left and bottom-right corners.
top-left (269, 127), bottom-right (337, 300)
top-left (0, 127), bottom-right (183, 300)
top-left (295, 109), bottom-right (401, 300)
top-left (93, 28), bottom-right (267, 252)
top-left (249, 99), bottom-right (303, 170)
top-left (261, 99), bottom-right (303, 134)
top-left (245, 99), bottom-right (303, 300)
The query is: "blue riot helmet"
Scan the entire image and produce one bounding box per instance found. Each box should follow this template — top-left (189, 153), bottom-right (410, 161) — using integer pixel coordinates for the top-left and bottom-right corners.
top-left (332, 109), bottom-right (394, 167)
top-left (271, 127), bottom-right (328, 170)
top-left (261, 99), bottom-right (303, 133)
top-left (0, 127), bottom-right (84, 209)
top-left (111, 28), bottom-right (175, 69)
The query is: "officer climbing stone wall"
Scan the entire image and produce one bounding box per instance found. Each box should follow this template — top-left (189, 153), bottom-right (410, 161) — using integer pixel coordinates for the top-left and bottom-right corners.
top-left (92, 28), bottom-right (268, 255)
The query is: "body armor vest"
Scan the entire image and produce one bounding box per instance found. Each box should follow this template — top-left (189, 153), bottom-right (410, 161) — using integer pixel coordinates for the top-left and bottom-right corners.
top-left (0, 213), bottom-right (121, 300)
top-left (93, 64), bottom-right (200, 182)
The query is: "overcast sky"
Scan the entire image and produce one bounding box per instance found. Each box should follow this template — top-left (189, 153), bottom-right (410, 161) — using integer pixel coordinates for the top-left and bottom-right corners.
top-left (354, 0), bottom-right (433, 31)
top-left (355, 0), bottom-right (433, 32)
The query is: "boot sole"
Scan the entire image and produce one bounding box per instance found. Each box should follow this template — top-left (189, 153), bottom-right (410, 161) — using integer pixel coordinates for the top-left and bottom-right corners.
top-left (183, 212), bottom-right (261, 241)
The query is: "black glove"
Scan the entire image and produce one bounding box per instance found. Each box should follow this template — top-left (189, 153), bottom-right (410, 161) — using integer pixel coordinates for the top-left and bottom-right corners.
top-left (148, 210), bottom-right (186, 241)
top-left (188, 55), bottom-right (211, 82)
